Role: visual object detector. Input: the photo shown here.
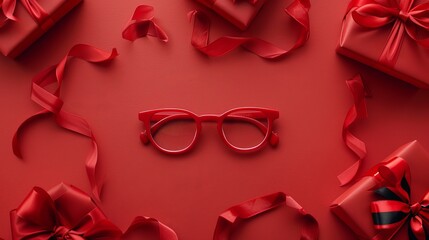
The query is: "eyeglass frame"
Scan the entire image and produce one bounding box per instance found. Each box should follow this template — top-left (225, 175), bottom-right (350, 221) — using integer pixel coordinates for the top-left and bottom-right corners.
top-left (138, 107), bottom-right (279, 154)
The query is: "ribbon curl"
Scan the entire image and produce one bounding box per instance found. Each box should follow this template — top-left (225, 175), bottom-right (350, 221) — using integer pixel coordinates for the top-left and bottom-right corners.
top-left (338, 75), bottom-right (369, 186)
top-left (0, 0), bottom-right (49, 28)
top-left (214, 192), bottom-right (319, 240)
top-left (371, 157), bottom-right (429, 240)
top-left (188, 0), bottom-right (310, 59)
top-left (12, 44), bottom-right (118, 201)
top-left (349, 0), bottom-right (429, 66)
top-left (10, 183), bottom-right (178, 240)
top-left (122, 5), bottom-right (168, 42)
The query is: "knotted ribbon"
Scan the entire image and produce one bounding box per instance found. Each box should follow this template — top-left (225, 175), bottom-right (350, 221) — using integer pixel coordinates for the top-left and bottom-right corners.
top-left (10, 183), bottom-right (178, 240)
top-left (0, 0), bottom-right (50, 28)
top-left (189, 0), bottom-right (310, 59)
top-left (122, 5), bottom-right (169, 42)
top-left (338, 74), bottom-right (369, 186)
top-left (349, 0), bottom-right (429, 66)
top-left (213, 192), bottom-right (319, 240)
top-left (12, 44), bottom-right (118, 201)
top-left (370, 157), bottom-right (429, 240)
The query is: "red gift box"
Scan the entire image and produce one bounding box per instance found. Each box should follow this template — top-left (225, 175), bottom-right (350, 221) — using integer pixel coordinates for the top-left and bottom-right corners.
top-left (336, 0), bottom-right (429, 89)
top-left (194, 0), bottom-right (268, 30)
top-left (331, 141), bottom-right (429, 239)
top-left (0, 0), bottom-right (82, 58)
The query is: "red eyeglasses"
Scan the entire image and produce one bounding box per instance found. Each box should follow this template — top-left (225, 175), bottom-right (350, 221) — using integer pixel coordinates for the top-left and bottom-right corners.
top-left (138, 107), bottom-right (279, 154)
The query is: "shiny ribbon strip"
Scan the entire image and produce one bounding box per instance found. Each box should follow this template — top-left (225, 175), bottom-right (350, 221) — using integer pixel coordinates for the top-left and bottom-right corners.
top-left (348, 0), bottom-right (429, 67)
top-left (213, 192), bottom-right (319, 240)
top-left (122, 5), bottom-right (169, 42)
top-left (0, 0), bottom-right (49, 28)
top-left (370, 157), bottom-right (429, 240)
top-left (208, 0), bottom-right (259, 5)
top-left (338, 75), bottom-right (369, 186)
top-left (188, 0), bottom-right (310, 59)
top-left (10, 183), bottom-right (178, 240)
top-left (12, 44), bottom-right (118, 201)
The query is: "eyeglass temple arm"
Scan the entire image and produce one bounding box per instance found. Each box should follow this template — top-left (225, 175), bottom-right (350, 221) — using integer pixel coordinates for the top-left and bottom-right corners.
top-left (140, 113), bottom-right (279, 146)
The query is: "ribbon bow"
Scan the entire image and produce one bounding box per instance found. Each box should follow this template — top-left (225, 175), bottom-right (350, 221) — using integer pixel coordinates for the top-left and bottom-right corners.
top-left (10, 184), bottom-right (123, 239)
top-left (371, 157), bottom-right (429, 240)
top-left (350, 0), bottom-right (429, 66)
top-left (0, 0), bottom-right (49, 28)
top-left (10, 184), bottom-right (179, 240)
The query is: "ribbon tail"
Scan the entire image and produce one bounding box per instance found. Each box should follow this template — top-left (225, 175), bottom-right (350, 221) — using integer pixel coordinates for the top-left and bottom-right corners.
top-left (189, 0), bottom-right (311, 59)
top-left (2, 0), bottom-right (17, 21)
top-left (12, 110), bottom-right (52, 158)
top-left (379, 21), bottom-right (406, 67)
top-left (338, 75), bottom-right (368, 186)
top-left (213, 192), bottom-right (319, 240)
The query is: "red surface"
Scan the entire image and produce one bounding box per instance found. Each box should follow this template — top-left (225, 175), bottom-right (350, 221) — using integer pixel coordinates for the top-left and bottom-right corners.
top-left (2, 0), bottom-right (429, 239)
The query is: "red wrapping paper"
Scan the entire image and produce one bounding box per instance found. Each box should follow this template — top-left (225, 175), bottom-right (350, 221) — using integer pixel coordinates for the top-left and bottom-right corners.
top-left (331, 141), bottom-right (429, 239)
top-left (194, 0), bottom-right (268, 30)
top-left (0, 0), bottom-right (82, 58)
top-left (337, 0), bottom-right (429, 89)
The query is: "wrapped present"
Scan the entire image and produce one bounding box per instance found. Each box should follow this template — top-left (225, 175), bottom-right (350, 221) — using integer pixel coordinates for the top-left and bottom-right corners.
top-left (336, 0), bottom-right (429, 88)
top-left (0, 0), bottom-right (82, 58)
top-left (194, 0), bottom-right (269, 30)
top-left (331, 141), bottom-right (429, 240)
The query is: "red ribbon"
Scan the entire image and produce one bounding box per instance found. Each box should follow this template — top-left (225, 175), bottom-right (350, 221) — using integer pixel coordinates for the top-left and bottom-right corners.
top-left (188, 0), bottom-right (310, 59)
top-left (10, 183), bottom-right (178, 240)
top-left (349, 0), bottom-right (429, 66)
top-left (122, 5), bottom-right (169, 42)
top-left (0, 0), bottom-right (49, 28)
top-left (12, 44), bottom-right (118, 201)
top-left (338, 75), bottom-right (369, 186)
top-left (370, 157), bottom-right (429, 240)
top-left (213, 192), bottom-right (319, 240)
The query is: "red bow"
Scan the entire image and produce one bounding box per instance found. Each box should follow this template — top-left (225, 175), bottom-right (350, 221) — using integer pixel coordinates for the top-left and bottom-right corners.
top-left (10, 184), bottom-right (179, 240)
top-left (350, 0), bottom-right (429, 66)
top-left (10, 184), bottom-right (122, 240)
top-left (371, 157), bottom-right (429, 240)
top-left (0, 0), bottom-right (49, 27)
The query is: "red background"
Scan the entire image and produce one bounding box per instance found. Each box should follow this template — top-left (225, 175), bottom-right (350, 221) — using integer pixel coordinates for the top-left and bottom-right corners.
top-left (1, 0), bottom-right (429, 239)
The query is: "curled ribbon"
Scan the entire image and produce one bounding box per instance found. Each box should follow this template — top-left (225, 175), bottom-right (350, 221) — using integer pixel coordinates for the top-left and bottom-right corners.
top-left (12, 44), bottom-right (118, 201)
top-left (188, 0), bottom-right (310, 59)
top-left (122, 5), bottom-right (169, 42)
top-left (338, 75), bottom-right (369, 186)
top-left (370, 157), bottom-right (429, 240)
top-left (214, 192), bottom-right (319, 240)
top-left (349, 0), bottom-right (429, 66)
top-left (10, 183), bottom-right (178, 240)
top-left (0, 0), bottom-right (49, 28)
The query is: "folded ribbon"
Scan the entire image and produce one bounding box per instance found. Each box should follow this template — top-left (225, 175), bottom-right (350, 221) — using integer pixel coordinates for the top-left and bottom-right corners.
top-left (349, 0), bottom-right (429, 67)
top-left (371, 157), bottom-right (429, 240)
top-left (0, 0), bottom-right (49, 28)
top-left (213, 192), bottom-right (319, 240)
top-left (337, 75), bottom-right (369, 186)
top-left (10, 184), bottom-right (178, 240)
top-left (12, 44), bottom-right (118, 201)
top-left (188, 0), bottom-right (310, 59)
top-left (122, 5), bottom-right (168, 42)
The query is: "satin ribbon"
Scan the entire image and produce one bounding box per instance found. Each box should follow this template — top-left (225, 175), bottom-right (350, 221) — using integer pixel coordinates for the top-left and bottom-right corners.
top-left (338, 75), bottom-right (369, 186)
top-left (349, 0), bottom-right (429, 67)
top-left (188, 0), bottom-right (310, 59)
top-left (10, 183), bottom-right (178, 240)
top-left (0, 0), bottom-right (49, 28)
top-left (213, 192), bottom-right (319, 240)
top-left (12, 44), bottom-right (118, 201)
top-left (122, 5), bottom-right (169, 42)
top-left (208, 0), bottom-right (259, 5)
top-left (370, 157), bottom-right (429, 240)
